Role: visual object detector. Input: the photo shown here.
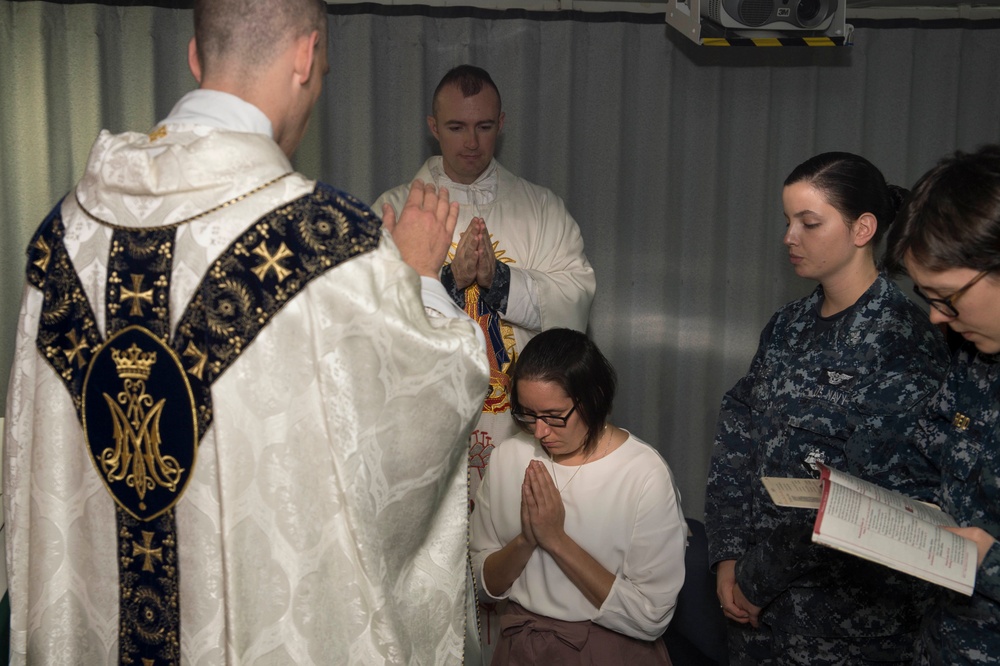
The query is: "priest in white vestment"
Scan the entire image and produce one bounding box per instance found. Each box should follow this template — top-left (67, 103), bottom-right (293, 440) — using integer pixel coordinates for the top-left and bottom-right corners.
top-left (374, 66), bottom-right (596, 500)
top-left (374, 65), bottom-right (596, 664)
top-left (2, 2), bottom-right (488, 664)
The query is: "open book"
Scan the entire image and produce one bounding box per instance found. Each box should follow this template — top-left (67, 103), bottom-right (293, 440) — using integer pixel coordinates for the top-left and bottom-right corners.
top-left (762, 463), bottom-right (977, 596)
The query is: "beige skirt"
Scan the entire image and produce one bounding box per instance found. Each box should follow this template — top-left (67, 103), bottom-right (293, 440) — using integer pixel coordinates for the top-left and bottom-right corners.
top-left (491, 601), bottom-right (673, 666)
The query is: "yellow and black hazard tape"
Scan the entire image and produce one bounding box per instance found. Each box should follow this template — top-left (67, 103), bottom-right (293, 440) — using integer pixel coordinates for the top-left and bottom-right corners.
top-left (702, 35), bottom-right (846, 46)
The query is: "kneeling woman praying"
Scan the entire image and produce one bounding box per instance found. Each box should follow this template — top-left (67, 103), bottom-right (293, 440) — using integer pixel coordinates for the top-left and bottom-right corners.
top-left (470, 327), bottom-right (687, 665)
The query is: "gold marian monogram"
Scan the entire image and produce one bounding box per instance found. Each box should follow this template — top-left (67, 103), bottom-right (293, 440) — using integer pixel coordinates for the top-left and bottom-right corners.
top-left (100, 344), bottom-right (185, 509)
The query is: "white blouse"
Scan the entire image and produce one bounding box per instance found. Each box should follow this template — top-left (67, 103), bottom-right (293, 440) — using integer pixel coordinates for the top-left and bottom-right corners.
top-left (470, 431), bottom-right (688, 641)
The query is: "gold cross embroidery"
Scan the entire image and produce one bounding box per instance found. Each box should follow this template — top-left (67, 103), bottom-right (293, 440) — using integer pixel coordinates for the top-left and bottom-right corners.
top-left (133, 531), bottom-right (164, 573)
top-left (32, 236), bottom-right (52, 272)
top-left (120, 274), bottom-right (154, 317)
top-left (63, 329), bottom-right (90, 368)
top-left (251, 241), bottom-right (294, 283)
top-left (183, 341), bottom-right (208, 381)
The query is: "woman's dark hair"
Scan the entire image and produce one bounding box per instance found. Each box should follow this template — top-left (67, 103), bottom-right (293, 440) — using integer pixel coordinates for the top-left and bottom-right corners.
top-left (509, 328), bottom-right (617, 454)
top-left (886, 144), bottom-right (1000, 274)
top-left (785, 152), bottom-right (908, 250)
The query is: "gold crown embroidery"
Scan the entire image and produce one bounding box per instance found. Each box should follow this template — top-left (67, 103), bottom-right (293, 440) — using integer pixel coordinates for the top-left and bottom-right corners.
top-left (111, 344), bottom-right (156, 380)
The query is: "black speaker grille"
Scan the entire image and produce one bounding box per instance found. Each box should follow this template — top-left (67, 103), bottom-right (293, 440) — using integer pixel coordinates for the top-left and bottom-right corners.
top-left (738, 0), bottom-right (774, 26)
top-left (706, 0), bottom-right (722, 22)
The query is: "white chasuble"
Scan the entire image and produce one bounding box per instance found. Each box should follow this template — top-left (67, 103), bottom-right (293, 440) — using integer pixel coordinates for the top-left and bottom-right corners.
top-left (4, 120), bottom-right (488, 665)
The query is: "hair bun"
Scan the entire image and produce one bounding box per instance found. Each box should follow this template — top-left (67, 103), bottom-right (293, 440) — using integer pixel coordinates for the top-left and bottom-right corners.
top-left (886, 184), bottom-right (911, 221)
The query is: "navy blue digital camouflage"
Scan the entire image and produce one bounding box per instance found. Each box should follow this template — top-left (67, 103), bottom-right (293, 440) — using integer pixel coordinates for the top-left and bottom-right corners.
top-left (705, 274), bottom-right (949, 662)
top-left (907, 342), bottom-right (1000, 665)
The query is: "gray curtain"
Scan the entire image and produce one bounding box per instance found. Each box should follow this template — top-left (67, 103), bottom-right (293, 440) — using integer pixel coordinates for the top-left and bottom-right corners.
top-left (2, 0), bottom-right (999, 518)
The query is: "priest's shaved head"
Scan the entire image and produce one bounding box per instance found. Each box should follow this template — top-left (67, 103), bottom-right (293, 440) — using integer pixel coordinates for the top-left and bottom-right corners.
top-left (193, 0), bottom-right (327, 79)
top-left (189, 0), bottom-right (330, 157)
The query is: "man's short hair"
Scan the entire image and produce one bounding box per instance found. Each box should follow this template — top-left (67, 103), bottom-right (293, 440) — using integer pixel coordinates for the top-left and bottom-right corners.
top-left (194, 0), bottom-right (327, 79)
top-left (432, 65), bottom-right (502, 116)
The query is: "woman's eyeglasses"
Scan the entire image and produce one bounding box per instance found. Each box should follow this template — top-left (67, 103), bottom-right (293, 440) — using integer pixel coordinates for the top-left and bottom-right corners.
top-left (912, 270), bottom-right (989, 318)
top-left (512, 403), bottom-right (577, 429)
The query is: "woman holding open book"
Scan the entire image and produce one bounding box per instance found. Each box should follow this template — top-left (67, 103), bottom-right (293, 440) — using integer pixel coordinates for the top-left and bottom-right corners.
top-left (705, 152), bottom-right (951, 665)
top-left (884, 144), bottom-right (1000, 665)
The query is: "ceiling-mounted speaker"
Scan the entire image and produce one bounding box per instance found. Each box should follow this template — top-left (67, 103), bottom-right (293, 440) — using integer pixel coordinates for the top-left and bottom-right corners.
top-left (701, 0), bottom-right (838, 30)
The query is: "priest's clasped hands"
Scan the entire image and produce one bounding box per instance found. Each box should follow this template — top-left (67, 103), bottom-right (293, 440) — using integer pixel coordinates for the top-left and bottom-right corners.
top-left (449, 216), bottom-right (497, 290)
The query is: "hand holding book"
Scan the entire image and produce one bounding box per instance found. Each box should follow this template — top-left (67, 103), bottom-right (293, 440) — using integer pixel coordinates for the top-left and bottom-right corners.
top-left (763, 463), bottom-right (979, 596)
top-left (941, 525), bottom-right (996, 569)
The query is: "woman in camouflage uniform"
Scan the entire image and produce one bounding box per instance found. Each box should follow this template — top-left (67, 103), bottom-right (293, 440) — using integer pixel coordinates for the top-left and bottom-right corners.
top-left (885, 144), bottom-right (1000, 666)
top-left (705, 152), bottom-right (950, 665)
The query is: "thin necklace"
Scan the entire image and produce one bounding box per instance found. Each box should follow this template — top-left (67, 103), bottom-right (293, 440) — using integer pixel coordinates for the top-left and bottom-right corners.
top-left (551, 425), bottom-right (612, 493)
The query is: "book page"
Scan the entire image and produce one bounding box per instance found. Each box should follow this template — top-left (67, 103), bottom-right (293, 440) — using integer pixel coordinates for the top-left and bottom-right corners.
top-left (814, 479), bottom-right (976, 595)
top-left (819, 464), bottom-right (956, 527)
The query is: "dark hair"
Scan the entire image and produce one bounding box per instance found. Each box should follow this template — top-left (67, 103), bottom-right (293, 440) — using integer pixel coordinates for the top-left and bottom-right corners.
top-left (194, 0), bottom-right (326, 79)
top-left (509, 329), bottom-right (617, 454)
top-left (432, 65), bottom-right (502, 116)
top-left (785, 152), bottom-right (908, 250)
top-left (886, 144), bottom-right (1000, 275)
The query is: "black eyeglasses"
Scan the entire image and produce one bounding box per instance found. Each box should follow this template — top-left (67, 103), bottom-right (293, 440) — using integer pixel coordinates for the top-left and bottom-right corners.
top-left (512, 404), bottom-right (577, 429)
top-left (912, 270), bottom-right (989, 318)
